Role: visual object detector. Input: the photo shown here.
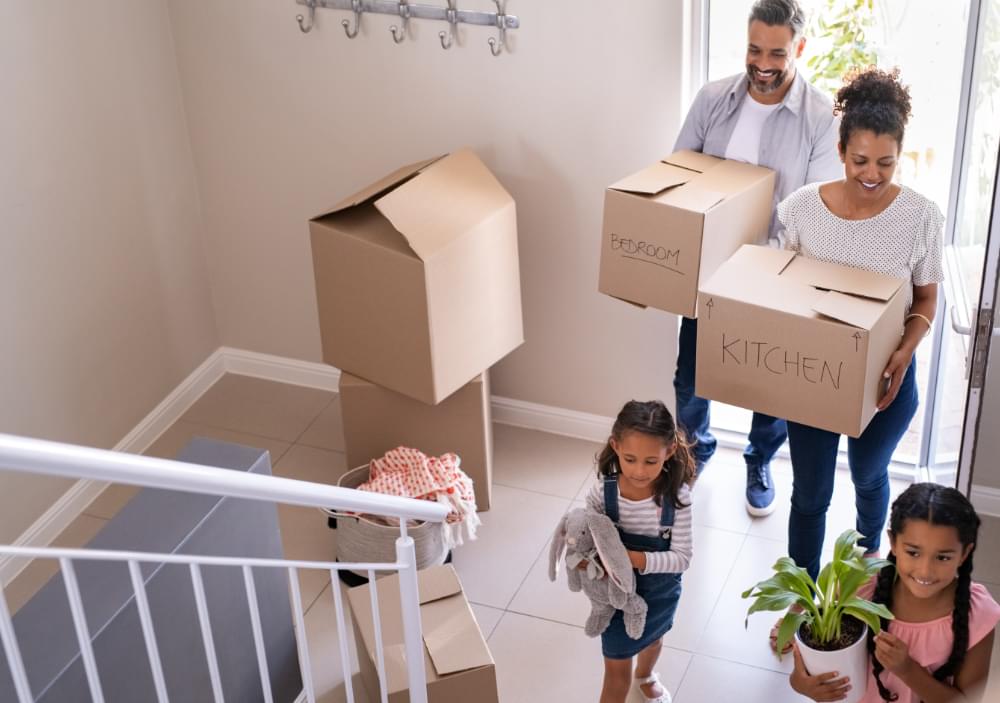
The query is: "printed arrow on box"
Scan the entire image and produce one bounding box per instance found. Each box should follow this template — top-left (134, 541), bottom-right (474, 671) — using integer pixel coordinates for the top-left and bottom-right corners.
top-left (853, 331), bottom-right (862, 352)
top-left (706, 298), bottom-right (714, 320)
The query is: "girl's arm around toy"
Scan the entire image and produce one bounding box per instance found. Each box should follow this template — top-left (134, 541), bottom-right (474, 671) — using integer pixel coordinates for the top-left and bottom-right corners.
top-left (874, 629), bottom-right (994, 703)
top-left (633, 485), bottom-right (693, 575)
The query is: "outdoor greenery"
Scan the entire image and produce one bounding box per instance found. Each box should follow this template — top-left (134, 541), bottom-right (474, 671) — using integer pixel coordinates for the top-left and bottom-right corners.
top-left (806, 0), bottom-right (879, 97)
top-left (742, 529), bottom-right (894, 656)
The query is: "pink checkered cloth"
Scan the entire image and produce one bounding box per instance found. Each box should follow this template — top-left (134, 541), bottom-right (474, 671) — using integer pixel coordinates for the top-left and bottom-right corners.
top-left (358, 446), bottom-right (480, 548)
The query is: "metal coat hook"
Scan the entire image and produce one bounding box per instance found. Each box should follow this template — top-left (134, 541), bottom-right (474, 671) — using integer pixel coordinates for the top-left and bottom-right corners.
top-left (342, 0), bottom-right (363, 38)
top-left (438, 0), bottom-right (457, 50)
top-left (296, 0), bottom-right (316, 33)
top-left (390, 0), bottom-right (410, 43)
top-left (488, 0), bottom-right (507, 56)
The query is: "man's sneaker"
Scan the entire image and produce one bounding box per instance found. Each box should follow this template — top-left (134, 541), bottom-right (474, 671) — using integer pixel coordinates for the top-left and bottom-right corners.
top-left (745, 462), bottom-right (776, 517)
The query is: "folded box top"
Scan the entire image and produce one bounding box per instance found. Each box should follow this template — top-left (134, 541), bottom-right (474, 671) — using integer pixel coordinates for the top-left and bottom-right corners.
top-left (608, 151), bottom-right (771, 213)
top-left (702, 245), bottom-right (906, 329)
top-left (312, 148), bottom-right (514, 261)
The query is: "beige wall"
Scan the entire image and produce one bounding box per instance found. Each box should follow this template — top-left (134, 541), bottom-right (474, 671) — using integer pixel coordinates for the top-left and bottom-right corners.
top-left (167, 0), bottom-right (685, 418)
top-left (0, 1), bottom-right (218, 542)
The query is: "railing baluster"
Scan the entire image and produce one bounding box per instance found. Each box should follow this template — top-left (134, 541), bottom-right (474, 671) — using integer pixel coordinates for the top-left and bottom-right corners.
top-left (0, 585), bottom-right (33, 702)
top-left (127, 560), bottom-right (169, 702)
top-left (287, 568), bottom-right (315, 703)
top-left (396, 536), bottom-right (428, 703)
top-left (242, 565), bottom-right (273, 703)
top-left (189, 563), bottom-right (225, 703)
top-left (329, 569), bottom-right (355, 703)
top-left (368, 570), bottom-right (390, 703)
top-left (60, 558), bottom-right (105, 703)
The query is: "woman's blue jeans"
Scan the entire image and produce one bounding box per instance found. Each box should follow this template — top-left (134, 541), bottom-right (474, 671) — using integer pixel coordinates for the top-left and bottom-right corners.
top-left (786, 359), bottom-right (919, 581)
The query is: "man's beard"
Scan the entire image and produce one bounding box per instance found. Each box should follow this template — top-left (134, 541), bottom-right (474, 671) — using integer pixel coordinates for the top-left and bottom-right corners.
top-left (746, 64), bottom-right (790, 95)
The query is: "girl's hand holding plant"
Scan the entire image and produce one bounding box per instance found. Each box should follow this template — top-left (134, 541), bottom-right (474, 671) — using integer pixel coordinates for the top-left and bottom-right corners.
top-left (790, 643), bottom-right (851, 702)
top-left (873, 630), bottom-right (914, 677)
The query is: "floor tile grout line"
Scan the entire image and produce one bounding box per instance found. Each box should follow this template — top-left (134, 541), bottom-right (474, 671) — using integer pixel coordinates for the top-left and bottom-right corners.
top-left (690, 530), bottom-right (753, 653)
top-left (289, 393), bottom-right (339, 448)
top-left (500, 500), bottom-right (573, 612)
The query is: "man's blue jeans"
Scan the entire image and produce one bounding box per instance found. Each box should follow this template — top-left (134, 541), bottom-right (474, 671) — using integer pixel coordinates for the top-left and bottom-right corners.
top-left (673, 317), bottom-right (788, 469)
top-left (786, 359), bottom-right (919, 580)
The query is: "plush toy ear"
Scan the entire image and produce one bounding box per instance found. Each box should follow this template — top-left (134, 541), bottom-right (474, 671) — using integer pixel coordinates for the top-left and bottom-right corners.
top-left (548, 513), bottom-right (569, 582)
top-left (586, 511), bottom-right (634, 593)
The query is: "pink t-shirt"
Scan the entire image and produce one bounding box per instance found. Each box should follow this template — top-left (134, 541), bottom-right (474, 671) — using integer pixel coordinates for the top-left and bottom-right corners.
top-left (856, 580), bottom-right (1000, 703)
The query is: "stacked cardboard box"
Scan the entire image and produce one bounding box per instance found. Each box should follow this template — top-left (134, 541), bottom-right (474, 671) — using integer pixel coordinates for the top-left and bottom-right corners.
top-left (309, 148), bottom-right (523, 512)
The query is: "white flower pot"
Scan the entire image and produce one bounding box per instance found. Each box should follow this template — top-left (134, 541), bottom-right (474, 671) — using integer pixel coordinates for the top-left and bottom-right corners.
top-left (795, 624), bottom-right (869, 703)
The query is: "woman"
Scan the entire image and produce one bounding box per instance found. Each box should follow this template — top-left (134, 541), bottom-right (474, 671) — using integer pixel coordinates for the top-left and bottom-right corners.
top-left (777, 66), bottom-right (943, 580)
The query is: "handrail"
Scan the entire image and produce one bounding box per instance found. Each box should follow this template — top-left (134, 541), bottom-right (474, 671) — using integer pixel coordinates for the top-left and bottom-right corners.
top-left (0, 433), bottom-right (448, 524)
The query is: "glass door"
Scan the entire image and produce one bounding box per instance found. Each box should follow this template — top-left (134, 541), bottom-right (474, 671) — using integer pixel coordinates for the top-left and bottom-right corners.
top-left (926, 0), bottom-right (1000, 486)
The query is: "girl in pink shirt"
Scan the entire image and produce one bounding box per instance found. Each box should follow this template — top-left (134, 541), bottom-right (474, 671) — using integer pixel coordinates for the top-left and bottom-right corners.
top-left (792, 483), bottom-right (1000, 702)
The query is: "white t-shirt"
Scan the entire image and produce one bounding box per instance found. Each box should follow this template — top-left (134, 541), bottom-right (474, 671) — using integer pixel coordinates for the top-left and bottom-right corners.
top-left (724, 97), bottom-right (781, 165)
top-left (777, 183), bottom-right (945, 311)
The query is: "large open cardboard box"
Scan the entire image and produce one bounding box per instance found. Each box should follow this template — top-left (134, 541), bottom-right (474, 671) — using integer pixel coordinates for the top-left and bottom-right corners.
top-left (340, 371), bottom-right (494, 511)
top-left (599, 150), bottom-right (774, 317)
top-left (348, 565), bottom-right (498, 703)
top-left (695, 245), bottom-right (907, 438)
top-left (310, 149), bottom-right (523, 405)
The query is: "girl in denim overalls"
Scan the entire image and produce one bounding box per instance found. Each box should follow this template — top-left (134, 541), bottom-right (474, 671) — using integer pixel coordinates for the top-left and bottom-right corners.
top-left (585, 400), bottom-right (696, 703)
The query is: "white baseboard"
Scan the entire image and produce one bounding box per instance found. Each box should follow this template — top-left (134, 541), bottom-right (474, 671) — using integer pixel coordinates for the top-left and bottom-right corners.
top-left (490, 395), bottom-right (613, 443)
top-left (0, 349), bottom-right (229, 586)
top-left (971, 484), bottom-right (1000, 518)
top-left (220, 346), bottom-right (340, 392)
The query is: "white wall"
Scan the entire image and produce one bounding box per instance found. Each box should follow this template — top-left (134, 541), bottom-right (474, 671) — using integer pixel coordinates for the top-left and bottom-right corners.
top-left (167, 0), bottom-right (686, 418)
top-left (0, 1), bottom-right (218, 542)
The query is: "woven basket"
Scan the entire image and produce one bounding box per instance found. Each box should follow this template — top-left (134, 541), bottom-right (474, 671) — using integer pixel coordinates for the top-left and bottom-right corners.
top-left (333, 464), bottom-right (448, 577)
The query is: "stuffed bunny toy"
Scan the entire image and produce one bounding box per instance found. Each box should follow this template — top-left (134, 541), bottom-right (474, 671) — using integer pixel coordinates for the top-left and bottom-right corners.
top-left (548, 507), bottom-right (648, 639)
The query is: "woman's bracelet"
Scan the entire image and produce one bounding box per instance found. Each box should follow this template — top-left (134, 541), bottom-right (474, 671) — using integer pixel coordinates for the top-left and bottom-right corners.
top-left (905, 313), bottom-right (933, 338)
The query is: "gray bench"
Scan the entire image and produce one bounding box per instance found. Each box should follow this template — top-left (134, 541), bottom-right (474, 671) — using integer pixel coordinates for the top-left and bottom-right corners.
top-left (0, 437), bottom-right (303, 702)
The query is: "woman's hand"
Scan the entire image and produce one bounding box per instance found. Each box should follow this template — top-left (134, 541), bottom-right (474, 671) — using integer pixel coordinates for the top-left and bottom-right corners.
top-left (790, 644), bottom-right (851, 701)
top-left (877, 347), bottom-right (913, 411)
top-left (626, 550), bottom-right (647, 571)
top-left (874, 631), bottom-right (914, 678)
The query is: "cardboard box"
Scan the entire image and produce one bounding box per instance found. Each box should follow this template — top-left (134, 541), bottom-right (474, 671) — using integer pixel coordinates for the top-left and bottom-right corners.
top-left (599, 150), bottom-right (775, 317)
top-left (695, 245), bottom-right (907, 437)
top-left (340, 371), bottom-right (494, 512)
top-left (310, 149), bottom-right (523, 405)
top-left (348, 565), bottom-right (498, 703)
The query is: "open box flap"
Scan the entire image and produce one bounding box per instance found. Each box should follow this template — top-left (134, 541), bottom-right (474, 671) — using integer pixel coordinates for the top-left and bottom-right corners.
top-left (811, 290), bottom-right (887, 329)
top-left (375, 148), bottom-right (514, 261)
top-left (783, 256), bottom-right (905, 302)
top-left (656, 184), bottom-right (726, 212)
top-left (316, 155), bottom-right (444, 218)
top-left (609, 161), bottom-right (697, 195)
top-left (663, 150), bottom-right (723, 174)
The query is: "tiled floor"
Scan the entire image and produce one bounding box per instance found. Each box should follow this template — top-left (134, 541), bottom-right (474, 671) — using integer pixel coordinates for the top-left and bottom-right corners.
top-left (5, 373), bottom-right (1000, 702)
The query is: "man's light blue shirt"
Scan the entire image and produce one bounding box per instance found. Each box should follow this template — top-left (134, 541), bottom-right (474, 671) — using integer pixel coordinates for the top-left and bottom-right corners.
top-left (674, 71), bottom-right (842, 243)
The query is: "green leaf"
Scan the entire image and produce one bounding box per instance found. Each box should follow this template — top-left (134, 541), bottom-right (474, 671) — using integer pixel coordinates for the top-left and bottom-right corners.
top-left (746, 592), bottom-right (803, 620)
top-left (776, 611), bottom-right (809, 661)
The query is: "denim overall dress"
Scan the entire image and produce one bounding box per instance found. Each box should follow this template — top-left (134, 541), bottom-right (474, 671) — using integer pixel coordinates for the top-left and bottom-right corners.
top-left (601, 474), bottom-right (684, 659)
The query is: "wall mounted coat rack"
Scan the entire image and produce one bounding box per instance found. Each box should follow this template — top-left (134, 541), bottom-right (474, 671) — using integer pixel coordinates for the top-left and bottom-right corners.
top-left (295, 0), bottom-right (519, 56)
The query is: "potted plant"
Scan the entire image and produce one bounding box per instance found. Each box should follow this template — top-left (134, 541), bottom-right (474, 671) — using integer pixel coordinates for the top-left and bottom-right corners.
top-left (742, 529), bottom-right (894, 703)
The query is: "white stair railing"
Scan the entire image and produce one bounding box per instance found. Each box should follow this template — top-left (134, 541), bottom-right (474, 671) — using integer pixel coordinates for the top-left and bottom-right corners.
top-left (0, 433), bottom-right (449, 703)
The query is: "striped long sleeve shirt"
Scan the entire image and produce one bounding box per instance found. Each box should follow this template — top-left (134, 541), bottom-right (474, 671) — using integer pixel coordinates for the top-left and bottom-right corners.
top-left (586, 479), bottom-right (694, 575)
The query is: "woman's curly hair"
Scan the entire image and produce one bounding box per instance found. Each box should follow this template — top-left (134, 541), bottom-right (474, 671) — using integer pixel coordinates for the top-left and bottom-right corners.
top-left (834, 66), bottom-right (913, 153)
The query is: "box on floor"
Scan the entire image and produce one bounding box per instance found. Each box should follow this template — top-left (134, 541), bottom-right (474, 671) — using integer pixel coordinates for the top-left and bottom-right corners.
top-left (348, 565), bottom-right (498, 703)
top-left (599, 150), bottom-right (775, 317)
top-left (695, 245), bottom-right (907, 438)
top-left (309, 148), bottom-right (523, 405)
top-left (339, 371), bottom-right (494, 512)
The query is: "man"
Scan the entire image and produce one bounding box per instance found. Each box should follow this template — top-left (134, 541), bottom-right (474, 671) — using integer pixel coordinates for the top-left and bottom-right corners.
top-left (673, 0), bottom-right (842, 516)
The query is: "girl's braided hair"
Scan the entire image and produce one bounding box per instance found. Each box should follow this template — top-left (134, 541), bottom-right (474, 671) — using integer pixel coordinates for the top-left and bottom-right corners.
top-left (868, 483), bottom-right (980, 700)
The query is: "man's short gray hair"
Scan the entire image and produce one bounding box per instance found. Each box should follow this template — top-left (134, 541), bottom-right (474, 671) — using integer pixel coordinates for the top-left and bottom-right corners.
top-left (748, 0), bottom-right (806, 39)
